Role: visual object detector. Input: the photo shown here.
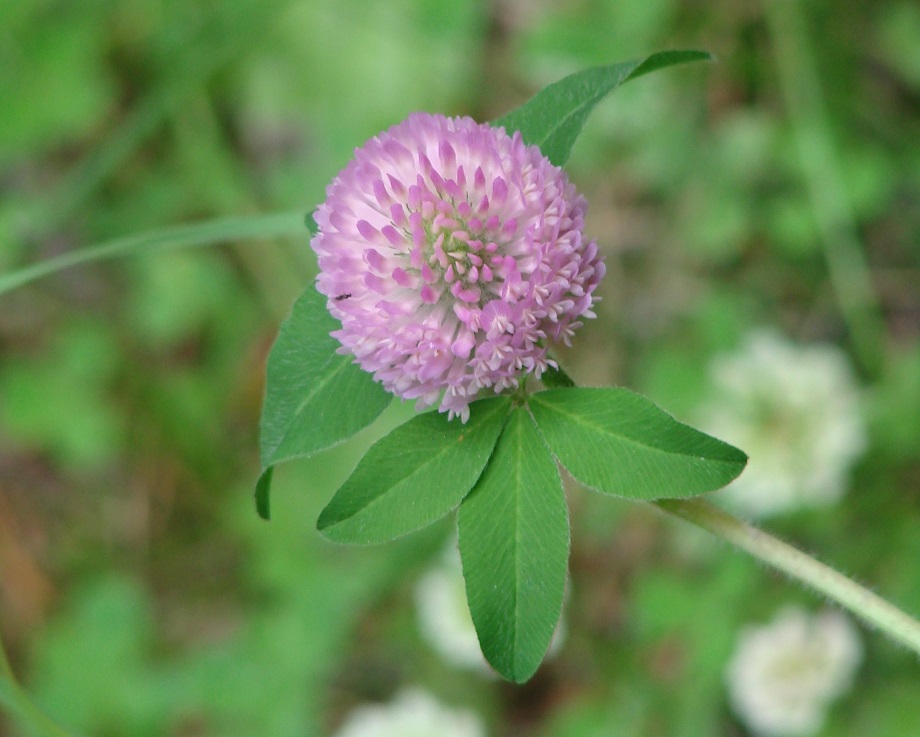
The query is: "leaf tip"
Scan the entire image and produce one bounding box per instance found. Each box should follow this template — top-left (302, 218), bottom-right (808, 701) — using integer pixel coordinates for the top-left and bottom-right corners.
top-left (509, 666), bottom-right (538, 684)
top-left (487, 655), bottom-right (541, 684)
top-left (541, 364), bottom-right (576, 389)
top-left (315, 510), bottom-right (332, 533)
top-left (724, 441), bottom-right (749, 467)
top-left (305, 210), bottom-right (318, 234)
top-left (627, 49), bottom-right (717, 84)
top-left (255, 467), bottom-right (273, 520)
top-left (315, 505), bottom-right (347, 541)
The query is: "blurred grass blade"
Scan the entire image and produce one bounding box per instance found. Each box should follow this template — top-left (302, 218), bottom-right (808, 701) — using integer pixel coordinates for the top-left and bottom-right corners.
top-left (1, 640), bottom-right (77, 737)
top-left (494, 49), bottom-right (713, 166)
top-left (23, 0), bottom-right (287, 245)
top-left (0, 212), bottom-right (306, 296)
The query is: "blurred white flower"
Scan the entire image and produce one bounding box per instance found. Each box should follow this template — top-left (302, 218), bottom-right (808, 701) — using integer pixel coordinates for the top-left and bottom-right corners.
top-left (726, 607), bottom-right (862, 737)
top-left (331, 688), bottom-right (486, 737)
top-left (699, 330), bottom-right (867, 517)
top-left (415, 542), bottom-right (565, 673)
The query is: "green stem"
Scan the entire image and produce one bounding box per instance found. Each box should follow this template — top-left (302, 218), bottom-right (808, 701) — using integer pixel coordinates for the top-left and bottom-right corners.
top-left (0, 639), bottom-right (77, 737)
top-left (763, 0), bottom-right (886, 376)
top-left (0, 212), bottom-right (306, 297)
top-left (656, 498), bottom-right (920, 655)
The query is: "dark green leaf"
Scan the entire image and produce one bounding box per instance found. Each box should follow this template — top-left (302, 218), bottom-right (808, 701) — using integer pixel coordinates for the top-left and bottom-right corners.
top-left (257, 285), bottom-right (391, 518)
top-left (529, 388), bottom-right (746, 499)
top-left (493, 50), bottom-right (713, 166)
top-left (541, 363), bottom-right (576, 389)
top-left (458, 406), bottom-right (568, 683)
top-left (254, 467), bottom-right (273, 521)
top-left (317, 396), bottom-right (512, 544)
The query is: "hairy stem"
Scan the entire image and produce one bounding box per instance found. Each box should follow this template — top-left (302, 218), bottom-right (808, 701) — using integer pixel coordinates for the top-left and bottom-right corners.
top-left (656, 497), bottom-right (920, 655)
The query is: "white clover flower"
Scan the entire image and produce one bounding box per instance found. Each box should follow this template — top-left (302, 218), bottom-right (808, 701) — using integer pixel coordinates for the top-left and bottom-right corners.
top-left (330, 688), bottom-right (486, 737)
top-left (415, 542), bottom-right (565, 674)
top-left (726, 607), bottom-right (862, 737)
top-left (699, 330), bottom-right (867, 517)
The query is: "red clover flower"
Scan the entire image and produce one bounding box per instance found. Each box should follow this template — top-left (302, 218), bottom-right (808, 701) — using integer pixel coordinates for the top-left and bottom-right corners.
top-left (312, 113), bottom-right (604, 421)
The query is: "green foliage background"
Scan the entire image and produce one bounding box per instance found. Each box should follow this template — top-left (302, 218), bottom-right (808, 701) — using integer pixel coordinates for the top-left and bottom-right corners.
top-left (1, 0), bottom-right (918, 735)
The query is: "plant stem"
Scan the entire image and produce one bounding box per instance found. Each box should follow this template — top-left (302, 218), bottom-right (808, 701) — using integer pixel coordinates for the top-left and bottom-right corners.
top-left (0, 212), bottom-right (306, 297)
top-left (655, 498), bottom-right (920, 656)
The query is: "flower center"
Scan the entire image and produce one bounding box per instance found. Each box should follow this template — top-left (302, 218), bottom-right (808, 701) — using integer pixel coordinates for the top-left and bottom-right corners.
top-left (402, 175), bottom-right (519, 310)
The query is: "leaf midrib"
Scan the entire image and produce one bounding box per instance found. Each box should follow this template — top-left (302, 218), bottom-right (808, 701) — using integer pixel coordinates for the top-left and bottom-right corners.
top-left (533, 396), bottom-right (739, 465)
top-left (262, 352), bottom-right (350, 466)
top-left (322, 402), bottom-right (507, 529)
top-left (534, 63), bottom-right (639, 151)
top-left (510, 414), bottom-right (525, 678)
top-left (496, 61), bottom-right (640, 157)
top-left (324, 441), bottom-right (461, 527)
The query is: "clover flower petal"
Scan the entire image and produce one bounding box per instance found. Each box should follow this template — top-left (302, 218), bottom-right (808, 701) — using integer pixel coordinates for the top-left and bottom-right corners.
top-left (312, 113), bottom-right (603, 421)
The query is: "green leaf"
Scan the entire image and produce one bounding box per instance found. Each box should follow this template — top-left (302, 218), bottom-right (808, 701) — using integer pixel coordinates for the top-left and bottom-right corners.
top-left (458, 406), bottom-right (569, 683)
top-left (254, 467), bottom-right (273, 521)
top-left (493, 50), bottom-right (713, 166)
top-left (0, 211), bottom-right (306, 296)
top-left (541, 362), bottom-right (576, 389)
top-left (317, 396), bottom-right (512, 544)
top-left (529, 388), bottom-right (747, 499)
top-left (257, 285), bottom-right (391, 519)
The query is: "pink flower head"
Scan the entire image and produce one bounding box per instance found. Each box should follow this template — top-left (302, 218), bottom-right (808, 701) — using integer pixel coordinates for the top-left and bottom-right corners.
top-left (312, 113), bottom-right (604, 422)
